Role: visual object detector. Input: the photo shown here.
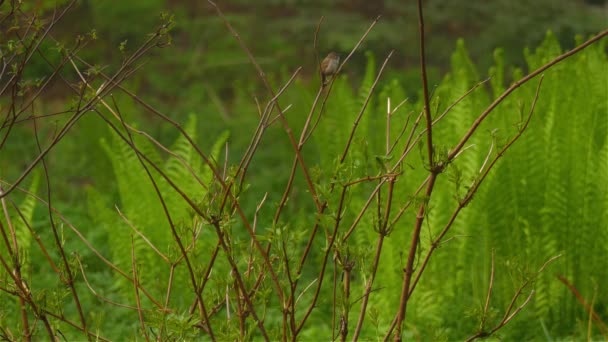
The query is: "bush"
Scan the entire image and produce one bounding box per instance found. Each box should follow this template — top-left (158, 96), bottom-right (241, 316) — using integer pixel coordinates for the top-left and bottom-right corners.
top-left (1, 2), bottom-right (606, 340)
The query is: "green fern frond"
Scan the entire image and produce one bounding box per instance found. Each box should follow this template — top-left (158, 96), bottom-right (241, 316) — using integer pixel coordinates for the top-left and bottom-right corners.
top-left (11, 171), bottom-right (40, 275)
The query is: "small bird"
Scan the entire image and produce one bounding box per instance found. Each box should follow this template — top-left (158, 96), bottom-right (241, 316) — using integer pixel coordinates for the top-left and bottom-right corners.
top-left (320, 52), bottom-right (340, 86)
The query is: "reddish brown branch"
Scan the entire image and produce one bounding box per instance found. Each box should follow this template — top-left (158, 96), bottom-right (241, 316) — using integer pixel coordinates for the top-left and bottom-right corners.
top-left (416, 0), bottom-right (434, 169)
top-left (466, 255), bottom-right (562, 341)
top-left (207, 0), bottom-right (322, 211)
top-left (408, 76), bottom-right (545, 299)
top-left (131, 237), bottom-right (149, 341)
top-left (448, 29), bottom-right (608, 161)
top-left (557, 275), bottom-right (608, 337)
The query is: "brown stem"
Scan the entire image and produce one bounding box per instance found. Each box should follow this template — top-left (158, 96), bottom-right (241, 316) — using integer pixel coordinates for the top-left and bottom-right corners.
top-left (416, 0), bottom-right (434, 169)
top-left (340, 51), bottom-right (394, 163)
top-left (340, 261), bottom-right (353, 342)
top-left (408, 76), bottom-right (544, 298)
top-left (0, 180), bottom-right (164, 307)
top-left (480, 250), bottom-right (496, 331)
top-left (106, 106), bottom-right (217, 340)
top-left (448, 29), bottom-right (608, 161)
top-left (131, 237), bottom-right (150, 342)
top-left (466, 255), bottom-right (562, 341)
top-left (557, 275), bottom-right (608, 337)
top-left (393, 172), bottom-right (438, 341)
top-left (351, 178), bottom-right (395, 341)
top-left (295, 186), bottom-right (349, 335)
top-left (0, 23), bottom-right (165, 199)
top-left (207, 0), bottom-right (322, 211)
top-left (34, 113), bottom-right (89, 337)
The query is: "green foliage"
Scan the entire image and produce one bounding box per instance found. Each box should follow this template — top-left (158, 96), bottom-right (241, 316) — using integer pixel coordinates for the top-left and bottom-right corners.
top-left (81, 113), bottom-right (229, 337)
top-left (1, 7), bottom-right (605, 336)
top-left (63, 0), bottom-right (605, 98)
top-left (16, 0), bottom-right (71, 12)
top-left (0, 172), bottom-right (40, 273)
top-left (301, 33), bottom-right (607, 340)
top-left (0, 172), bottom-right (40, 334)
top-left (396, 33), bottom-right (606, 339)
top-left (87, 0), bottom-right (166, 41)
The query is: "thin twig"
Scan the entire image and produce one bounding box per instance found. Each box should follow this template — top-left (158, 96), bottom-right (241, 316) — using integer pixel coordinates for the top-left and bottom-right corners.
top-left (466, 254), bottom-right (562, 341)
top-left (131, 237), bottom-right (150, 342)
top-left (340, 50), bottom-right (394, 163)
top-left (557, 275), bottom-right (608, 337)
top-left (407, 76), bottom-right (546, 307)
top-left (207, 0), bottom-right (322, 211)
top-left (481, 250), bottom-right (496, 331)
top-left (448, 29), bottom-right (608, 161)
top-left (116, 206), bottom-right (170, 264)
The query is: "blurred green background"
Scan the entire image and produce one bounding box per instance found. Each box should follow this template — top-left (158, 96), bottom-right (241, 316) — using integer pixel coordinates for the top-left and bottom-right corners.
top-left (29, 0), bottom-right (608, 105)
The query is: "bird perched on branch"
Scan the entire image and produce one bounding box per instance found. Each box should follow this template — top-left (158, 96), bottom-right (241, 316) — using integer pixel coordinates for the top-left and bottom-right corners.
top-left (320, 52), bottom-right (340, 86)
